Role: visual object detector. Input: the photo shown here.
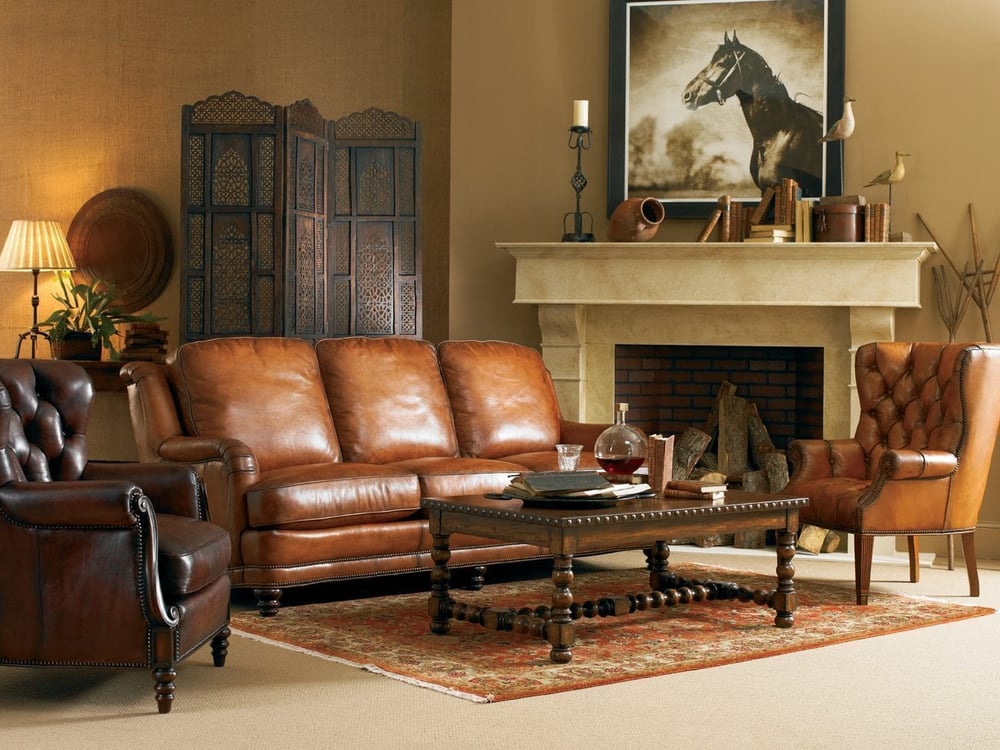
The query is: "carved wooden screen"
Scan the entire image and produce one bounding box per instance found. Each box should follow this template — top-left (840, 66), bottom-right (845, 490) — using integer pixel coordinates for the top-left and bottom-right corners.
top-left (181, 91), bottom-right (285, 341)
top-left (283, 99), bottom-right (328, 341)
top-left (328, 108), bottom-right (422, 338)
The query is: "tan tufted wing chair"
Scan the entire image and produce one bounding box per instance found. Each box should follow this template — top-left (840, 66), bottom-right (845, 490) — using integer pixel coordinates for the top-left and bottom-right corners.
top-left (0, 359), bottom-right (232, 713)
top-left (786, 342), bottom-right (1000, 604)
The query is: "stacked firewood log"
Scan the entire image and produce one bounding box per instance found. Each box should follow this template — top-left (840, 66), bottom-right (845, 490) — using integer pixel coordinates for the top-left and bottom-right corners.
top-left (670, 380), bottom-right (838, 553)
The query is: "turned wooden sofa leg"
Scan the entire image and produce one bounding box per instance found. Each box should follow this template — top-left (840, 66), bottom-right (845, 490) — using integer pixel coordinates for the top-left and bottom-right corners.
top-left (854, 533), bottom-right (874, 605)
top-left (962, 532), bottom-right (980, 597)
top-left (255, 588), bottom-right (283, 616)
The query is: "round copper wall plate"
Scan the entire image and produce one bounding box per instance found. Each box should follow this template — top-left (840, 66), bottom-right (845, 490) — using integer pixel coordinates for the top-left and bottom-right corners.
top-left (67, 188), bottom-right (173, 313)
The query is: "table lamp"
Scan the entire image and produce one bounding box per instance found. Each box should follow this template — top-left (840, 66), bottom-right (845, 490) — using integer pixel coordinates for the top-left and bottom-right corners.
top-left (0, 220), bottom-right (77, 358)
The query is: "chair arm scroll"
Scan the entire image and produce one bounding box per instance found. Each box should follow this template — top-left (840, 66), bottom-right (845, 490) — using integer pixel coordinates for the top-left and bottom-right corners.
top-left (876, 449), bottom-right (958, 481)
top-left (0, 480), bottom-right (141, 527)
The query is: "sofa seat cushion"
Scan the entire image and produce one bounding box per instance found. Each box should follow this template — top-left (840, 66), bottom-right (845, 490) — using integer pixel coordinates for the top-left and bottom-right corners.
top-left (155, 514), bottom-right (232, 597)
top-left (246, 462), bottom-right (421, 530)
top-left (388, 456), bottom-right (526, 498)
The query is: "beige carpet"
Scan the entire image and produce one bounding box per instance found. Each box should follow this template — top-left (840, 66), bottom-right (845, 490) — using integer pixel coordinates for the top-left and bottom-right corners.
top-left (3, 548), bottom-right (999, 749)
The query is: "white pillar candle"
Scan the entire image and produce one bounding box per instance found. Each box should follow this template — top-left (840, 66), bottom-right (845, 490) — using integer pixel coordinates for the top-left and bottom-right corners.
top-left (572, 99), bottom-right (589, 128)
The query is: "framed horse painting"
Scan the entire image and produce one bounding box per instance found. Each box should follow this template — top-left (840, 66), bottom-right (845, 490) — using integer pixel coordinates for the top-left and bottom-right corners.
top-left (608, 0), bottom-right (846, 218)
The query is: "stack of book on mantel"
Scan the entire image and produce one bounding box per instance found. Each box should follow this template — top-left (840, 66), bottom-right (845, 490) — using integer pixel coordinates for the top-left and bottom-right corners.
top-left (661, 479), bottom-right (728, 503)
top-left (503, 471), bottom-right (652, 500)
top-left (121, 322), bottom-right (169, 362)
top-left (745, 223), bottom-right (794, 243)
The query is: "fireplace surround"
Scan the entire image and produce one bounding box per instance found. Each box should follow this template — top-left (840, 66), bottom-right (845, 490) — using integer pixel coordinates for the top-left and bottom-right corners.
top-left (501, 241), bottom-right (936, 440)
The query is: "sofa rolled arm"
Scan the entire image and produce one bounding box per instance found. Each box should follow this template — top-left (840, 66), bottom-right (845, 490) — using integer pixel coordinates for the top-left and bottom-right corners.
top-left (157, 435), bottom-right (258, 474)
top-left (558, 419), bottom-right (610, 450)
top-left (788, 438), bottom-right (868, 482)
top-left (875, 449), bottom-right (958, 481)
top-left (83, 461), bottom-right (204, 519)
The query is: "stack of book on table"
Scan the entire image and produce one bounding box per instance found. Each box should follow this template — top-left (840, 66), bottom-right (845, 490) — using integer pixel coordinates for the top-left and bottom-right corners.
top-left (661, 479), bottom-right (728, 502)
top-left (121, 322), bottom-right (169, 362)
top-left (503, 471), bottom-right (652, 501)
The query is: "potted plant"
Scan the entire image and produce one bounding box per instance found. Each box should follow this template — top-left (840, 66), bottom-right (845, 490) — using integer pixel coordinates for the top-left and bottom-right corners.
top-left (39, 271), bottom-right (163, 361)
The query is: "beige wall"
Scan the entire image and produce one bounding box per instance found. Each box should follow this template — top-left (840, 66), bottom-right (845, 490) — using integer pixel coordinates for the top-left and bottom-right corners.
top-left (0, 0), bottom-right (451, 350)
top-left (450, 0), bottom-right (1000, 559)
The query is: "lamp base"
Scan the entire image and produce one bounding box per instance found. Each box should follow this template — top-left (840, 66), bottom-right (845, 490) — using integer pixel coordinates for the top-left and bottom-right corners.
top-left (14, 328), bottom-right (49, 359)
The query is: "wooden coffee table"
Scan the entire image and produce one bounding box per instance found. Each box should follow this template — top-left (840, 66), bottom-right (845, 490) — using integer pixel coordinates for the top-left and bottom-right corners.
top-left (421, 491), bottom-right (807, 664)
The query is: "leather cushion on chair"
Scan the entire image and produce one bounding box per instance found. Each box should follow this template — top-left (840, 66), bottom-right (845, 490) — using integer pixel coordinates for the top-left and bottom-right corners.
top-left (155, 514), bottom-right (232, 597)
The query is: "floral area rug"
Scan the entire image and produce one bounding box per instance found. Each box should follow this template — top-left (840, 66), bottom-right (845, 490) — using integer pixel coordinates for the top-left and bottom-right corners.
top-left (229, 562), bottom-right (994, 702)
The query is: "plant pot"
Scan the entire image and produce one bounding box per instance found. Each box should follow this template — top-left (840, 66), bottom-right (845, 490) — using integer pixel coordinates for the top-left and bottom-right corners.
top-left (50, 332), bottom-right (101, 361)
top-left (607, 197), bottom-right (666, 242)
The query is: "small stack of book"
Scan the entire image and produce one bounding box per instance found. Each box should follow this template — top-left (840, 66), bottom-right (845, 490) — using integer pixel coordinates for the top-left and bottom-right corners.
top-left (502, 471), bottom-right (652, 500)
top-left (745, 223), bottom-right (794, 243)
top-left (121, 323), bottom-right (169, 362)
top-left (661, 479), bottom-right (727, 502)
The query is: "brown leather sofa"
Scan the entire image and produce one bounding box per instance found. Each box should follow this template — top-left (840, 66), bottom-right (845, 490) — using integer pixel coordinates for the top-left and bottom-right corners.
top-left (122, 337), bottom-right (608, 615)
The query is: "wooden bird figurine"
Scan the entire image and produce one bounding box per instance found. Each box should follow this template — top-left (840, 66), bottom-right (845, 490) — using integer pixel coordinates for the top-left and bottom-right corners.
top-left (865, 151), bottom-right (909, 186)
top-left (820, 97), bottom-right (856, 142)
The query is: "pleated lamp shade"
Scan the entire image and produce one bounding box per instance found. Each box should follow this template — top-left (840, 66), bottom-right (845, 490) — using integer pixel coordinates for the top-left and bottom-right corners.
top-left (0, 220), bottom-right (76, 272)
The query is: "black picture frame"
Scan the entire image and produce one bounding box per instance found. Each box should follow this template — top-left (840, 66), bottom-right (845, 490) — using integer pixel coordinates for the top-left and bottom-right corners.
top-left (608, 0), bottom-right (846, 218)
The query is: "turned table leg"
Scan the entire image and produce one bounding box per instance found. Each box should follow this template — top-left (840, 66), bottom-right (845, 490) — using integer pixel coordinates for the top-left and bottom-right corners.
top-left (648, 540), bottom-right (671, 590)
top-left (429, 531), bottom-right (453, 634)
top-left (547, 554), bottom-right (575, 664)
top-left (772, 529), bottom-right (798, 628)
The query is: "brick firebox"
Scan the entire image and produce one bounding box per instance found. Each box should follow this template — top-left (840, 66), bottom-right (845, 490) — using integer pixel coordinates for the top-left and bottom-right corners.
top-left (615, 344), bottom-right (825, 449)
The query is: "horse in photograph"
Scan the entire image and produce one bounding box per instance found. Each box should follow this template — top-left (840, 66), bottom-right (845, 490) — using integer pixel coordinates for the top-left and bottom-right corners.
top-left (682, 31), bottom-right (823, 196)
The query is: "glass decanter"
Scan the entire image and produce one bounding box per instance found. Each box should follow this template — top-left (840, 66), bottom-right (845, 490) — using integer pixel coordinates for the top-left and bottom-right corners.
top-left (594, 402), bottom-right (647, 477)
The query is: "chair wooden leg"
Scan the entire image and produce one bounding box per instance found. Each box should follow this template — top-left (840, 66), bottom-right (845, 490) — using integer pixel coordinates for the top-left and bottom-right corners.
top-left (854, 533), bottom-right (874, 605)
top-left (947, 534), bottom-right (955, 570)
top-left (961, 532), bottom-right (980, 597)
top-left (211, 625), bottom-right (231, 667)
top-left (153, 666), bottom-right (176, 714)
top-left (907, 535), bottom-right (920, 583)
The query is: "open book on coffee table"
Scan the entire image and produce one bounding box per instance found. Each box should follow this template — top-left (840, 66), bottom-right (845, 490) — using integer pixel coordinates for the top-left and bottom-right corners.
top-left (503, 471), bottom-right (653, 502)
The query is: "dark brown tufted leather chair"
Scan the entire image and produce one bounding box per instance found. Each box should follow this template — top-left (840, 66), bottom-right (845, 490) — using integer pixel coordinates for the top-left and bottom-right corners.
top-left (786, 342), bottom-right (1000, 604)
top-left (0, 359), bottom-right (232, 713)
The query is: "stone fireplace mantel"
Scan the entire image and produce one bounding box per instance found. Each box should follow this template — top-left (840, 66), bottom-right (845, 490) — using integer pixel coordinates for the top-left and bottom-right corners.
top-left (500, 242), bottom-right (937, 438)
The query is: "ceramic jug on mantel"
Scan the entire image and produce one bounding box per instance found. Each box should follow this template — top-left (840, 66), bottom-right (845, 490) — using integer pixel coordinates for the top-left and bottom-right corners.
top-left (607, 197), bottom-right (665, 242)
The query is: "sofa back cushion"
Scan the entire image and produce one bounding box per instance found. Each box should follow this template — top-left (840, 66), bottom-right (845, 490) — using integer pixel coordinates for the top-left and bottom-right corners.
top-left (168, 337), bottom-right (341, 472)
top-left (315, 337), bottom-right (460, 463)
top-left (438, 340), bottom-right (562, 458)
